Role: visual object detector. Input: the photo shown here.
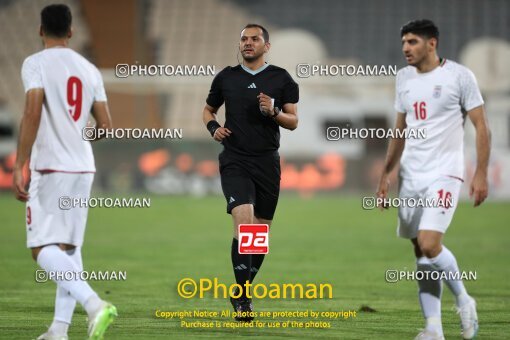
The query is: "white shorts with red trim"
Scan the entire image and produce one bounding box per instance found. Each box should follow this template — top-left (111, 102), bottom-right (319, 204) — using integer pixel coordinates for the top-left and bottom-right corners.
top-left (397, 175), bottom-right (462, 239)
top-left (26, 171), bottom-right (94, 248)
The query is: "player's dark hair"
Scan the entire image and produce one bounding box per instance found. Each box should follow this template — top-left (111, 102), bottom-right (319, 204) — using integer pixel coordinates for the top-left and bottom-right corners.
top-left (41, 4), bottom-right (72, 38)
top-left (242, 24), bottom-right (269, 43)
top-left (400, 19), bottom-right (439, 42)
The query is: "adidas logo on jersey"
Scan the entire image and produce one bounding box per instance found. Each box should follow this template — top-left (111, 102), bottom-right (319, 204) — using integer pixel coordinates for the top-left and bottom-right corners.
top-left (229, 197), bottom-right (235, 204)
top-left (247, 83), bottom-right (257, 88)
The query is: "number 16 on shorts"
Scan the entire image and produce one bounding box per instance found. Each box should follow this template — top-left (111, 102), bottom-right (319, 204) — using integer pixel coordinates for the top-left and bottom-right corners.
top-left (238, 224), bottom-right (269, 254)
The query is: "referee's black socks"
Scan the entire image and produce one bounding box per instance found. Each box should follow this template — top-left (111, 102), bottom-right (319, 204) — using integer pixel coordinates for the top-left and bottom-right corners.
top-left (231, 238), bottom-right (251, 298)
top-left (250, 254), bottom-right (265, 282)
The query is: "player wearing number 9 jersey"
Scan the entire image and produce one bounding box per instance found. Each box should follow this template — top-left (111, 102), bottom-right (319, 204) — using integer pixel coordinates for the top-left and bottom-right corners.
top-left (377, 20), bottom-right (491, 340)
top-left (13, 4), bottom-right (116, 340)
top-left (21, 47), bottom-right (104, 172)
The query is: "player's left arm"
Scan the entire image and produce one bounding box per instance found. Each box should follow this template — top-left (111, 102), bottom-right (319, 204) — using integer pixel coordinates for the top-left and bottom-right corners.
top-left (13, 88), bottom-right (44, 202)
top-left (467, 105), bottom-right (491, 207)
top-left (258, 93), bottom-right (298, 130)
top-left (274, 102), bottom-right (298, 130)
top-left (89, 101), bottom-right (113, 141)
top-left (267, 97), bottom-right (298, 131)
top-left (258, 72), bottom-right (299, 130)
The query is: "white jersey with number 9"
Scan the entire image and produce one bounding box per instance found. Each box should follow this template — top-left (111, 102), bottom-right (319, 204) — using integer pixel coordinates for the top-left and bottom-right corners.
top-left (21, 47), bottom-right (107, 172)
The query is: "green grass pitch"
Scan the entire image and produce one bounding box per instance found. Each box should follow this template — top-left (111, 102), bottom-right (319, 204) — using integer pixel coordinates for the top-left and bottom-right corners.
top-left (1, 194), bottom-right (509, 339)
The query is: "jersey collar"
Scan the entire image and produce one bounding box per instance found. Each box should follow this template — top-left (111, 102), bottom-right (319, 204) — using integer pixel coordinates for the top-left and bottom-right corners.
top-left (240, 62), bottom-right (270, 75)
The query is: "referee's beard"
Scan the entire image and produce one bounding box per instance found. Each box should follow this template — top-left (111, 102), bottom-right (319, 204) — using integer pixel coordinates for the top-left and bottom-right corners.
top-left (241, 50), bottom-right (265, 63)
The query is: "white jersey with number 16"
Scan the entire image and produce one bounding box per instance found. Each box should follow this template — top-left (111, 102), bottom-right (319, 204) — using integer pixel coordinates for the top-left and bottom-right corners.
top-left (394, 59), bottom-right (484, 180)
top-left (21, 47), bottom-right (107, 172)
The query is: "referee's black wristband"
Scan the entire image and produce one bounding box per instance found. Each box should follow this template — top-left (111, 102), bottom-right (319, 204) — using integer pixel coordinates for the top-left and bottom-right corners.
top-left (206, 120), bottom-right (221, 137)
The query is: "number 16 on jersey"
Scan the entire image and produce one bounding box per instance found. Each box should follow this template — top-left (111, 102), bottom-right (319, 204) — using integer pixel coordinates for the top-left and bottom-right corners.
top-left (413, 101), bottom-right (427, 120)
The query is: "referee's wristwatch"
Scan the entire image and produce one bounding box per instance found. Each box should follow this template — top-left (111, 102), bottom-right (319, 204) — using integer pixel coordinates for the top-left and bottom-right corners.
top-left (271, 106), bottom-right (280, 119)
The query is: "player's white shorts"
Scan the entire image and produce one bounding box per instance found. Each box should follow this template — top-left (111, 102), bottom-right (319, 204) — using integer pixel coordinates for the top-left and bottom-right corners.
top-left (397, 175), bottom-right (462, 239)
top-left (26, 171), bottom-right (94, 248)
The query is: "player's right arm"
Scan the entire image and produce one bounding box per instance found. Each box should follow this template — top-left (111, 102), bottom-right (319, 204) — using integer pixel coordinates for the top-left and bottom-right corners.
top-left (203, 69), bottom-right (231, 142)
top-left (89, 101), bottom-right (113, 141)
top-left (203, 104), bottom-right (231, 142)
top-left (376, 112), bottom-right (407, 209)
top-left (14, 56), bottom-right (45, 202)
top-left (13, 88), bottom-right (44, 202)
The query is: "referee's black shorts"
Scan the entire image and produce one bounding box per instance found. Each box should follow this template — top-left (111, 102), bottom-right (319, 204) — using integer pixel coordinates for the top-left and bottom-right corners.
top-left (219, 150), bottom-right (281, 220)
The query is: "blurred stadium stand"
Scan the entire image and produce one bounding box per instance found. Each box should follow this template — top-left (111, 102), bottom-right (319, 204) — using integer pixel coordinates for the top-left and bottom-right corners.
top-left (0, 0), bottom-right (89, 120)
top-left (229, 0), bottom-right (510, 67)
top-left (81, 0), bottom-right (161, 129)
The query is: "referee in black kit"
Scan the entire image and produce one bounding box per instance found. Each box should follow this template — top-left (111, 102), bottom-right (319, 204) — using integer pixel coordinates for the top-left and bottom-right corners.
top-left (202, 24), bottom-right (299, 321)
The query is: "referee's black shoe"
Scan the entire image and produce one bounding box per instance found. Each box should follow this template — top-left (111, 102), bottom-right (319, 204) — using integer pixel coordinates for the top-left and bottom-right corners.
top-left (230, 294), bottom-right (254, 322)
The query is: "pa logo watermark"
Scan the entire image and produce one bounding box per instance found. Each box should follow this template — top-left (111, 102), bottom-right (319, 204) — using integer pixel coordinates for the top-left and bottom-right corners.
top-left (238, 224), bottom-right (269, 254)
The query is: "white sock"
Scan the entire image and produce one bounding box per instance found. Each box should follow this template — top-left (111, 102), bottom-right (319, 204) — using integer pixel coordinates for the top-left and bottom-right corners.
top-left (48, 320), bottom-right (69, 335)
top-left (84, 295), bottom-right (104, 317)
top-left (37, 245), bottom-right (99, 315)
top-left (429, 246), bottom-right (470, 307)
top-left (416, 257), bottom-right (443, 335)
top-left (51, 247), bottom-right (83, 330)
top-left (425, 316), bottom-right (443, 335)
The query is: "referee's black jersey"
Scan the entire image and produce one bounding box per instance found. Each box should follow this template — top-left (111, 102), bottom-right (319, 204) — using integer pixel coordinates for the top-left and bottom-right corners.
top-left (206, 64), bottom-right (299, 156)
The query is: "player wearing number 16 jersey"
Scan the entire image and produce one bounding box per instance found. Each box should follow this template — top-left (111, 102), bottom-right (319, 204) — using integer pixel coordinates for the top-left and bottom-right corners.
top-left (377, 20), bottom-right (491, 340)
top-left (13, 4), bottom-right (116, 340)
